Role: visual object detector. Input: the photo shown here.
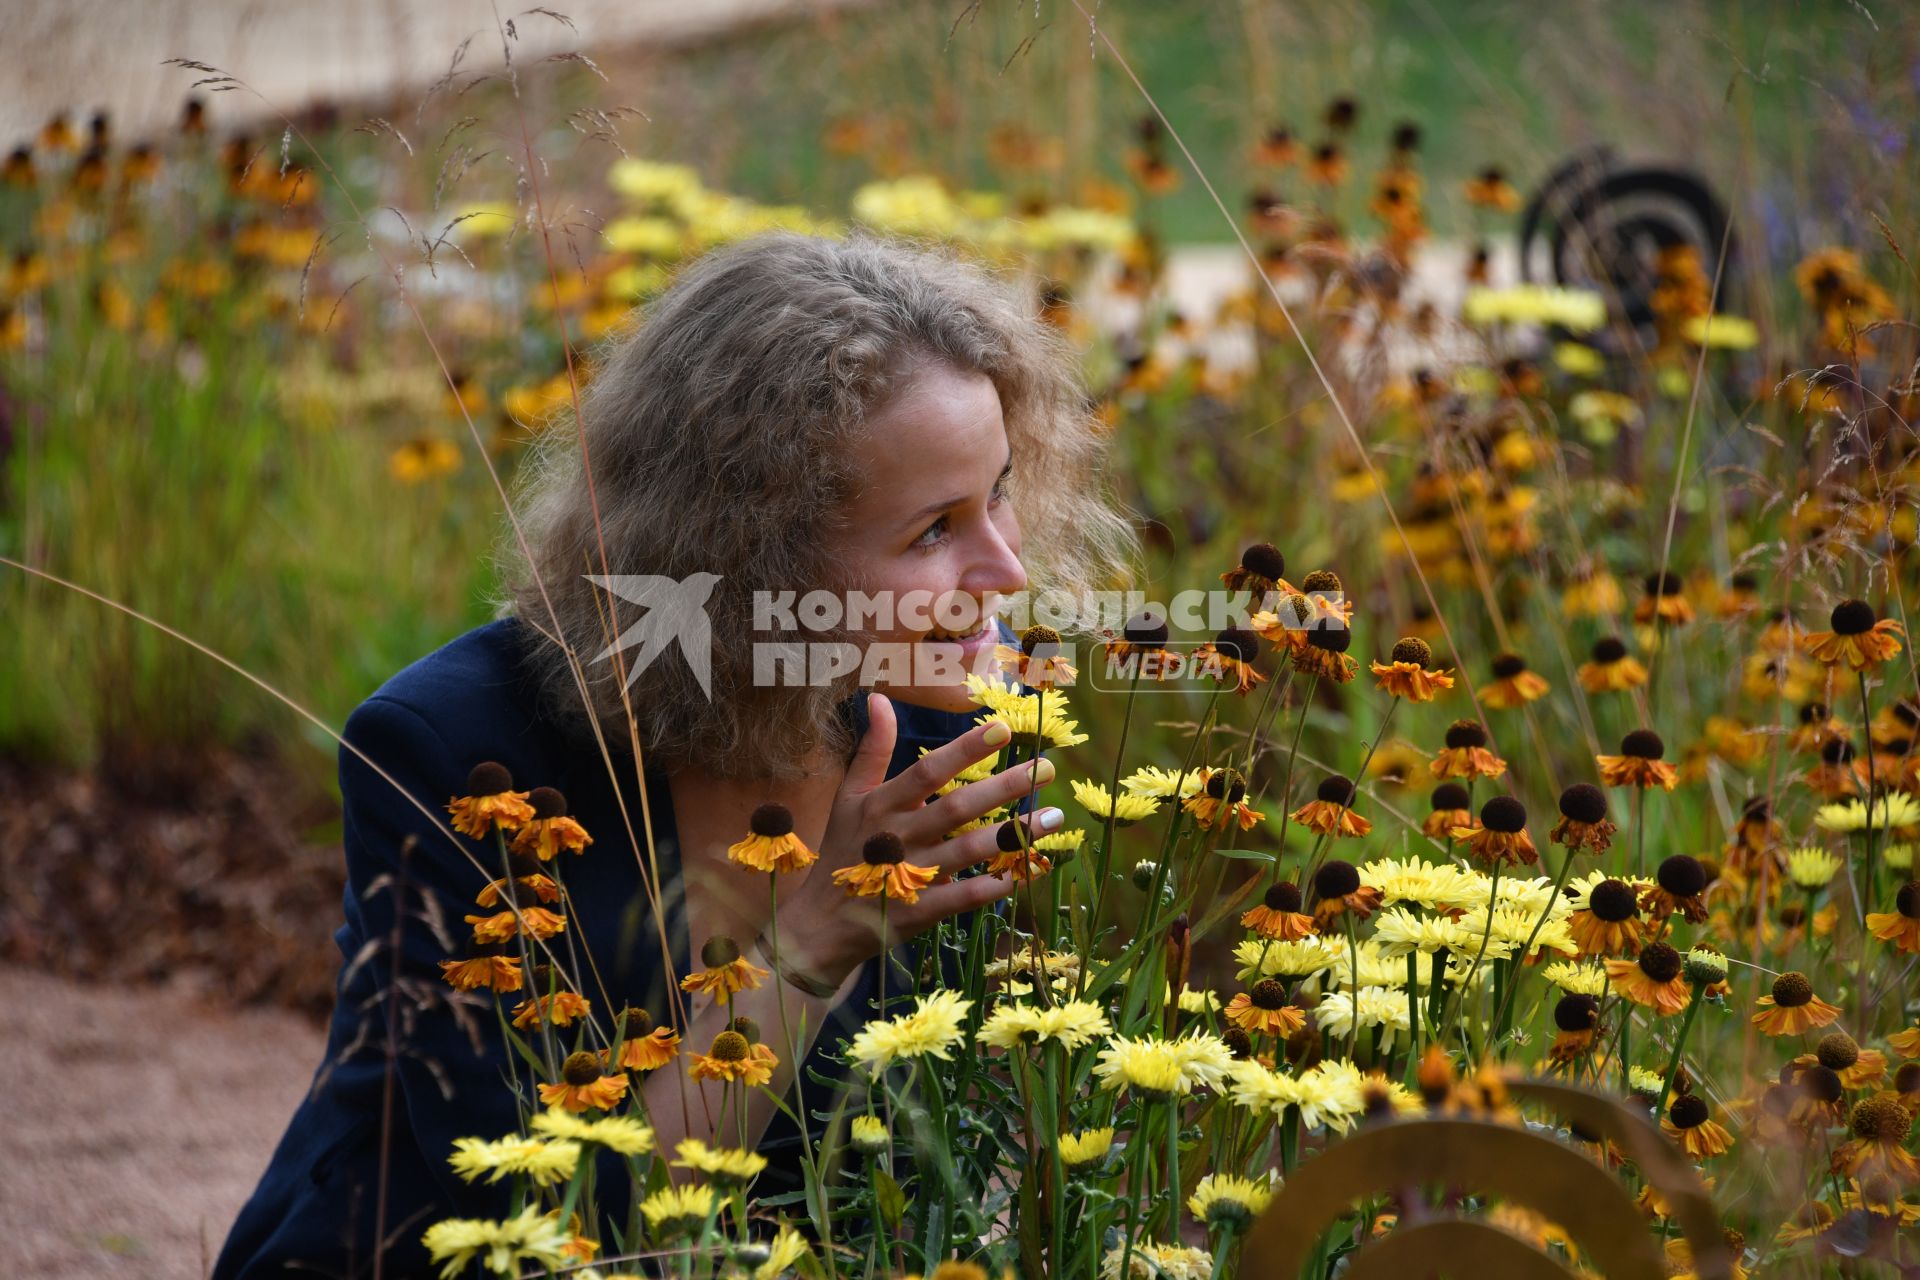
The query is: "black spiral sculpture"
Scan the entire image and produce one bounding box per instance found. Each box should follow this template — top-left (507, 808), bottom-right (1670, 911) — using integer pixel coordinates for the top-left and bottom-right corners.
top-left (1518, 146), bottom-right (1737, 337)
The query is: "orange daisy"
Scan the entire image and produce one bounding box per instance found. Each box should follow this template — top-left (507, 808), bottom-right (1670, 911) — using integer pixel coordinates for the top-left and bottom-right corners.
top-left (1577, 635), bottom-right (1649, 694)
top-left (1290, 774), bottom-right (1373, 838)
top-left (474, 867), bottom-right (561, 908)
top-left (1605, 943), bottom-right (1691, 1015)
top-left (832, 832), bottom-right (940, 903)
top-left (1430, 719), bottom-right (1507, 780)
top-left (994, 623), bottom-right (1078, 689)
top-left (1596, 729), bottom-right (1680, 791)
top-left (680, 938), bottom-right (770, 1000)
top-left (1423, 783), bottom-right (1476, 840)
top-left (1803, 599), bottom-right (1906, 671)
top-left (1294, 625), bottom-right (1360, 684)
top-left (1569, 878), bottom-right (1646, 957)
top-left (689, 1029), bottom-right (777, 1086)
top-left (510, 787), bottom-right (594, 861)
top-left (447, 761), bottom-right (536, 838)
top-left (439, 951), bottom-right (525, 992)
top-left (1183, 768), bottom-right (1266, 832)
top-left (1241, 880), bottom-right (1317, 940)
top-left (1634, 571), bottom-right (1696, 626)
top-left (1752, 972), bottom-right (1843, 1036)
top-left (1865, 880), bottom-right (1920, 955)
top-left (538, 1051), bottom-right (630, 1113)
top-left (1549, 782), bottom-right (1617, 853)
top-left (1453, 796), bottom-right (1537, 868)
top-left (1547, 993), bottom-right (1602, 1067)
top-left (1370, 636), bottom-right (1455, 702)
top-left (1310, 859), bottom-right (1384, 928)
top-left (609, 1008), bottom-right (682, 1072)
top-left (1830, 1097), bottom-right (1919, 1187)
top-left (466, 906), bottom-right (567, 944)
top-left (1662, 1094), bottom-right (1736, 1159)
top-left (1224, 979), bottom-right (1308, 1038)
top-left (1482, 652), bottom-right (1550, 709)
top-left (1193, 625), bottom-right (1269, 696)
top-left (727, 803), bottom-right (818, 874)
top-left (1641, 855), bottom-right (1710, 924)
top-left (1104, 609), bottom-right (1175, 671)
top-left (512, 989), bottom-right (593, 1030)
top-left (1789, 702), bottom-right (1850, 755)
top-left (1219, 541), bottom-right (1289, 600)
top-left (985, 819), bottom-right (1053, 882)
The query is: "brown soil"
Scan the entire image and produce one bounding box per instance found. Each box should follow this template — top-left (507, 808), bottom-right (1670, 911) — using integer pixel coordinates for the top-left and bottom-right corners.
top-left (0, 964), bottom-right (326, 1279)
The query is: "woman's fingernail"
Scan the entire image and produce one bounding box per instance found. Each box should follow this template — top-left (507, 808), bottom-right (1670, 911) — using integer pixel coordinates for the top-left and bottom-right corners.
top-left (1039, 807), bottom-right (1064, 832)
top-left (983, 722), bottom-right (1012, 748)
top-left (1031, 758), bottom-right (1056, 783)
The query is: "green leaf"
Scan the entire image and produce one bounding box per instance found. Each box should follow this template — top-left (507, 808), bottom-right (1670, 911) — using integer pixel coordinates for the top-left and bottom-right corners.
top-left (875, 1169), bottom-right (907, 1228)
top-left (1214, 847), bottom-right (1277, 863)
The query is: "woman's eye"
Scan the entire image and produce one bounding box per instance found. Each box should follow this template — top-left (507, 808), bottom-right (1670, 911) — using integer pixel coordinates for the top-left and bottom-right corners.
top-left (990, 474), bottom-right (1011, 503)
top-left (913, 515), bottom-right (949, 548)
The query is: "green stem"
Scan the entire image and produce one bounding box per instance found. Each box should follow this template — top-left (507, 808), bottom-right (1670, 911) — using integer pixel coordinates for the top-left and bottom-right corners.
top-left (1655, 987), bottom-right (1706, 1118)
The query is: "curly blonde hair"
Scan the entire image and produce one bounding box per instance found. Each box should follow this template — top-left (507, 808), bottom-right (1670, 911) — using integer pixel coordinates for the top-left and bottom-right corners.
top-left (502, 229), bottom-right (1138, 780)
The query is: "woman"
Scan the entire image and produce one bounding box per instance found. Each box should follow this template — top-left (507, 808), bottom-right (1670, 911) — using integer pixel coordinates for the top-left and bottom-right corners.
top-left (216, 230), bottom-right (1137, 1276)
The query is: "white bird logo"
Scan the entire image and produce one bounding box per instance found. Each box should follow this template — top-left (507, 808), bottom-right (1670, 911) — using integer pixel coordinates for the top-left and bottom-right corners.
top-left (585, 573), bottom-right (723, 697)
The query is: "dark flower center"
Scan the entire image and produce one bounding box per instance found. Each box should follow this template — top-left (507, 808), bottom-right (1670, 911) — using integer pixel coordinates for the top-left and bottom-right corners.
top-left (1316, 774), bottom-right (1358, 806)
top-left (562, 1051), bottom-right (604, 1085)
top-left (1240, 542), bottom-right (1286, 581)
top-left (1251, 979), bottom-right (1287, 1010)
top-left (1213, 626), bottom-right (1259, 664)
top-left (1850, 1097), bottom-right (1913, 1143)
top-left (466, 761), bottom-right (515, 796)
top-left (863, 832), bottom-right (907, 865)
top-left (1830, 598), bottom-right (1876, 636)
top-left (1021, 624), bottom-right (1062, 655)
top-left (1264, 881), bottom-right (1304, 913)
top-left (621, 1007), bottom-right (654, 1037)
top-left (1771, 972), bottom-right (1813, 1007)
top-left (528, 787), bottom-right (569, 820)
top-left (1799, 702), bottom-right (1829, 725)
top-left (1122, 609), bottom-right (1170, 647)
top-left (1637, 943), bottom-right (1682, 982)
top-left (1591, 636), bottom-right (1628, 664)
top-left (700, 936), bottom-right (740, 968)
top-left (1816, 1032), bottom-right (1860, 1071)
top-left (1621, 729), bottom-right (1665, 760)
top-left (1656, 855), bottom-right (1706, 898)
top-left (1314, 860), bottom-right (1361, 900)
top-left (1644, 571), bottom-right (1682, 596)
top-left (1553, 993), bottom-right (1599, 1032)
top-left (1444, 719), bottom-right (1488, 750)
top-left (1490, 652), bottom-right (1527, 679)
top-left (749, 803), bottom-right (794, 838)
top-left (1821, 738), bottom-right (1854, 765)
top-left (1801, 1064), bottom-right (1844, 1104)
top-left (1480, 795), bottom-right (1526, 834)
top-left (1559, 783), bottom-right (1608, 824)
top-left (1306, 625), bottom-right (1351, 653)
top-left (1741, 796), bottom-right (1771, 821)
top-left (1589, 878), bottom-right (1639, 922)
top-left (1432, 783), bottom-right (1470, 812)
top-left (1222, 1027), bottom-right (1253, 1059)
top-left (1668, 1095), bottom-right (1709, 1129)
top-left (1205, 769), bottom-right (1247, 803)
top-left (1301, 569), bottom-right (1341, 593)
top-left (709, 1031), bottom-right (750, 1063)
top-left (1898, 880), bottom-right (1920, 919)
top-left (1390, 636), bottom-right (1433, 667)
top-left (995, 820), bottom-right (1030, 853)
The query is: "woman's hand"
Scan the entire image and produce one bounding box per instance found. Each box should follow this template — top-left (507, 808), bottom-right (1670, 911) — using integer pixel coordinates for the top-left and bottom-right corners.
top-left (774, 692), bottom-right (1062, 987)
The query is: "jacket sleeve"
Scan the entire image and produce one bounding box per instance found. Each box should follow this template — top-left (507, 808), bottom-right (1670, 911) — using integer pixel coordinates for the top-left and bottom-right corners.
top-left (334, 693), bottom-right (527, 1221)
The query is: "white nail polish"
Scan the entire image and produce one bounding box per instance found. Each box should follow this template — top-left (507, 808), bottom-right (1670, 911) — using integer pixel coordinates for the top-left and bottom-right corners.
top-left (1039, 807), bottom-right (1064, 831)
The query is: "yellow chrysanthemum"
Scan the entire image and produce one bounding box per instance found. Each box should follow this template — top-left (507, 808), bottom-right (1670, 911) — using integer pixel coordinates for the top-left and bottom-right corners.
top-left (1187, 1172), bottom-right (1277, 1231)
top-left (1119, 765), bottom-right (1208, 800)
top-left (1233, 937), bottom-right (1337, 981)
top-left (1059, 1126), bottom-right (1116, 1167)
top-left (528, 1110), bottom-right (654, 1156)
top-left (1786, 846), bottom-right (1844, 889)
top-left (849, 1114), bottom-right (890, 1153)
top-left (639, 1183), bottom-right (718, 1237)
top-left (447, 1136), bottom-right (582, 1188)
top-left (673, 1138), bottom-right (767, 1187)
top-left (1101, 1240), bottom-right (1214, 1280)
top-left (1541, 961), bottom-right (1611, 998)
top-left (421, 1205), bottom-right (574, 1279)
top-left (1072, 778), bottom-right (1162, 823)
top-left (754, 1226), bottom-right (812, 1280)
top-left (847, 990), bottom-right (974, 1071)
top-left (1093, 1034), bottom-right (1234, 1098)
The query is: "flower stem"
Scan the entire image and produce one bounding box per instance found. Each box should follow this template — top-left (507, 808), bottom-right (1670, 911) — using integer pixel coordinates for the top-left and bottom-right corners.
top-left (1656, 985), bottom-right (1706, 1117)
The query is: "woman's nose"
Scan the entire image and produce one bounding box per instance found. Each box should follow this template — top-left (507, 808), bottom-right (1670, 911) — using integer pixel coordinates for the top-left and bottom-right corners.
top-left (965, 521), bottom-right (1027, 598)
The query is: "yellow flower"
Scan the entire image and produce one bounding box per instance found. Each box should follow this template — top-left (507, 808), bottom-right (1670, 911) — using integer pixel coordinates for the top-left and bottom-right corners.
top-left (639, 1183), bottom-right (717, 1238)
top-left (1786, 846), bottom-right (1843, 889)
top-left (1092, 1034), bottom-right (1234, 1098)
top-left (1818, 792), bottom-right (1920, 832)
top-left (1541, 961), bottom-right (1610, 998)
top-left (1682, 313), bottom-right (1759, 348)
top-left (391, 437), bottom-right (461, 484)
top-left (1462, 284), bottom-right (1606, 331)
top-left (1120, 765), bottom-right (1207, 800)
top-left (1059, 1126), bottom-right (1115, 1167)
top-left (754, 1225), bottom-right (812, 1280)
top-left (529, 1109), bottom-right (653, 1156)
top-left (1101, 1240), bottom-right (1214, 1280)
top-left (978, 998), bottom-right (1112, 1051)
top-left (726, 803), bottom-right (817, 874)
top-left (1072, 779), bottom-right (1161, 824)
top-left (447, 1135), bottom-right (582, 1187)
top-left (1187, 1172), bottom-right (1276, 1231)
top-left (608, 158), bottom-right (703, 205)
top-left (674, 1138), bottom-right (767, 1187)
top-left (421, 1205), bottom-right (574, 1279)
top-left (848, 990), bottom-right (973, 1071)
top-left (849, 1114), bottom-right (890, 1153)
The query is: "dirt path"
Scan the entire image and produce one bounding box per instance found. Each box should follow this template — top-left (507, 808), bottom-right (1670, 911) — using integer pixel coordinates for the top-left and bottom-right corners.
top-left (0, 966), bottom-right (325, 1280)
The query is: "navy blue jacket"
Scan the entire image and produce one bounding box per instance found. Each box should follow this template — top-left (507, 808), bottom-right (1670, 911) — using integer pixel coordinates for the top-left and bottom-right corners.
top-left (216, 617), bottom-right (1001, 1278)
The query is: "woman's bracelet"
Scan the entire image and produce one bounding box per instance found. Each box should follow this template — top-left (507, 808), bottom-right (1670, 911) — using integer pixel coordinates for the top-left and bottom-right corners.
top-left (752, 932), bottom-right (841, 1000)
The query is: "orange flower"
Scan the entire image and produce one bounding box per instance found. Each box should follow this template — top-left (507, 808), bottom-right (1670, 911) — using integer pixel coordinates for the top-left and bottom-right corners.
top-left (994, 624), bottom-right (1078, 689)
top-left (1549, 783), bottom-right (1617, 853)
top-left (1430, 719), bottom-right (1507, 780)
top-left (1371, 636), bottom-right (1454, 702)
top-left (1596, 729), bottom-right (1680, 790)
top-left (466, 906), bottom-right (567, 944)
top-left (832, 832), bottom-right (939, 903)
top-left (439, 952), bottom-right (525, 992)
top-left (1290, 775), bottom-right (1372, 838)
top-left (1891, 1025), bottom-right (1920, 1058)
top-left (1752, 972), bottom-right (1843, 1036)
top-left (510, 787), bottom-right (594, 861)
top-left (447, 761), bottom-right (536, 838)
top-left (984, 820), bottom-right (1052, 882)
top-left (1183, 768), bottom-right (1266, 832)
top-left (1547, 993), bottom-right (1601, 1068)
top-left (1640, 855), bottom-right (1710, 924)
top-left (1294, 628), bottom-right (1360, 684)
top-left (1193, 626), bottom-right (1268, 696)
top-left (1865, 881), bottom-right (1920, 955)
top-left (1830, 1097), bottom-right (1918, 1187)
top-left (1453, 796), bottom-right (1536, 868)
top-left (1219, 542), bottom-right (1289, 599)
top-left (512, 989), bottom-right (593, 1030)
top-left (1241, 881), bottom-right (1316, 940)
top-left (1634, 572), bottom-right (1696, 626)
top-left (1604, 944), bottom-right (1690, 1016)
top-left (538, 1052), bottom-right (630, 1113)
top-left (1577, 636), bottom-right (1649, 693)
top-left (680, 938), bottom-right (770, 1000)
top-left (475, 869), bottom-right (561, 908)
top-left (1310, 859), bottom-right (1384, 928)
top-left (1802, 599), bottom-right (1906, 671)
top-left (1225, 980), bottom-right (1308, 1037)
top-left (1103, 609), bottom-right (1175, 672)
top-left (1661, 1094), bottom-right (1736, 1159)
top-left (689, 1030), bottom-right (776, 1086)
top-left (727, 803), bottom-right (818, 874)
top-left (1793, 1033), bottom-right (1888, 1090)
top-left (1482, 652), bottom-right (1550, 709)
top-left (1569, 878), bottom-right (1645, 957)
top-left (609, 1010), bottom-right (682, 1072)
top-left (1463, 166), bottom-right (1520, 211)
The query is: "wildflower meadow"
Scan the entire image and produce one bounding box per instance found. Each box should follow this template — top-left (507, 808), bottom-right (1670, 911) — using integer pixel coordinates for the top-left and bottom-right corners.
top-left (3, 3), bottom-right (1919, 1278)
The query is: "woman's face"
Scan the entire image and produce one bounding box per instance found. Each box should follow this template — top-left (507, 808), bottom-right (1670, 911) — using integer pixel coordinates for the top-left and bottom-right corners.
top-left (832, 359), bottom-right (1028, 713)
